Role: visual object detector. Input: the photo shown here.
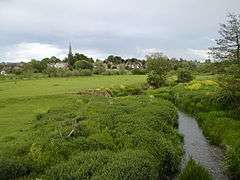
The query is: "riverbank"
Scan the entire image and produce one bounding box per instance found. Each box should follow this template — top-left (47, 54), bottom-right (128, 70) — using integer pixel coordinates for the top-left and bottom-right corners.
top-left (147, 79), bottom-right (240, 179)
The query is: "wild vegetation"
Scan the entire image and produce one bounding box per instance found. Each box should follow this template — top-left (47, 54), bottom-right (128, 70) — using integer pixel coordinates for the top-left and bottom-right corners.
top-left (0, 94), bottom-right (182, 179)
top-left (179, 159), bottom-right (213, 180)
top-left (0, 12), bottom-right (240, 180)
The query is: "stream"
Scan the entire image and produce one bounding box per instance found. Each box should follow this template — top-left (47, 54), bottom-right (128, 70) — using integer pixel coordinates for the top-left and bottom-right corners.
top-left (178, 111), bottom-right (228, 180)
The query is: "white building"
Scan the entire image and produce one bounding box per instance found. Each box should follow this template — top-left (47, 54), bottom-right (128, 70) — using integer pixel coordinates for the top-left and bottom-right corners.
top-left (0, 70), bottom-right (6, 76)
top-left (48, 63), bottom-right (69, 69)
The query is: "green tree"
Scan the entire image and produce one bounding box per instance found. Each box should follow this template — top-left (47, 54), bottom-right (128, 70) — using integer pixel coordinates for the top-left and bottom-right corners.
top-left (146, 53), bottom-right (171, 75)
top-left (147, 71), bottom-right (165, 88)
top-left (105, 55), bottom-right (124, 65)
top-left (146, 53), bottom-right (171, 87)
top-left (93, 61), bottom-right (106, 74)
top-left (30, 59), bottom-right (47, 73)
top-left (74, 53), bottom-right (94, 64)
top-left (210, 13), bottom-right (240, 63)
top-left (74, 60), bottom-right (93, 70)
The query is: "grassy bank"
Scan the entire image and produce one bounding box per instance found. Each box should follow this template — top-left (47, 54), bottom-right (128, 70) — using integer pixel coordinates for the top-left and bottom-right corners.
top-left (148, 77), bottom-right (240, 179)
top-left (0, 95), bottom-right (182, 179)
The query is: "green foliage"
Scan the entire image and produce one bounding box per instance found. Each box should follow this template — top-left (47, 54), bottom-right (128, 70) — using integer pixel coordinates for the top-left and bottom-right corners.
top-left (74, 60), bottom-right (94, 70)
top-left (146, 53), bottom-right (172, 87)
top-left (146, 53), bottom-right (171, 76)
top-left (179, 159), bottom-right (213, 180)
top-left (110, 85), bottom-right (144, 97)
top-left (209, 13), bottom-right (240, 63)
top-left (226, 144), bottom-right (240, 178)
top-left (102, 69), bottom-right (130, 76)
top-left (0, 157), bottom-right (35, 180)
top-left (216, 76), bottom-right (240, 109)
top-left (79, 69), bottom-right (93, 76)
top-left (30, 59), bottom-right (48, 73)
top-left (93, 61), bottom-right (106, 74)
top-left (73, 53), bottom-right (94, 64)
top-left (0, 95), bottom-right (182, 179)
top-left (131, 68), bottom-right (146, 75)
top-left (105, 55), bottom-right (124, 65)
top-left (177, 69), bottom-right (193, 83)
top-left (170, 78), bottom-right (240, 178)
top-left (147, 71), bottom-right (165, 88)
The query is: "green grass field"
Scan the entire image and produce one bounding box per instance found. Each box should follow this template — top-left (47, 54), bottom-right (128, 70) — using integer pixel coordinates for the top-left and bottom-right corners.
top-left (0, 75), bottom-right (183, 179)
top-left (0, 75), bottom-right (145, 137)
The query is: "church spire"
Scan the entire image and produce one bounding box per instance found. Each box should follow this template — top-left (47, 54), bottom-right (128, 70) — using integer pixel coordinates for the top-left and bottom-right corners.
top-left (68, 42), bottom-right (74, 67)
top-left (69, 42), bottom-right (72, 56)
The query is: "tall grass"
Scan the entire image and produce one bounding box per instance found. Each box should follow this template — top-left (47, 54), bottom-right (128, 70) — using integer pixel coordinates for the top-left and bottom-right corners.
top-left (179, 159), bottom-right (213, 180)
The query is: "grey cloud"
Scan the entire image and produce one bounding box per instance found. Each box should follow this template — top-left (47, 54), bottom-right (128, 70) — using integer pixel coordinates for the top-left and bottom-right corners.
top-left (1, 0), bottom-right (240, 61)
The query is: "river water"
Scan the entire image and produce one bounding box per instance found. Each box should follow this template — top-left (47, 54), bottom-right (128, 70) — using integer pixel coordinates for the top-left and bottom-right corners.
top-left (178, 111), bottom-right (228, 180)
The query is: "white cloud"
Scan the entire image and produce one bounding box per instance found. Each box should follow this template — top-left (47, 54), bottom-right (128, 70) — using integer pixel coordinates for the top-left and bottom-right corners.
top-left (187, 49), bottom-right (210, 59)
top-left (0, 0), bottom-right (240, 61)
top-left (2, 43), bottom-right (66, 62)
top-left (0, 42), bottom-right (109, 62)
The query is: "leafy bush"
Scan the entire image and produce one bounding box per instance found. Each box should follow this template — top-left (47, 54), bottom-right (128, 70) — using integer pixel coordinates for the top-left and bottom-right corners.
top-left (95, 150), bottom-right (159, 180)
top-left (74, 60), bottom-right (94, 70)
top-left (179, 159), bottom-right (213, 180)
top-left (0, 95), bottom-right (182, 179)
top-left (177, 69), bottom-right (193, 83)
top-left (147, 71), bottom-right (166, 88)
top-left (216, 76), bottom-right (240, 109)
top-left (111, 85), bottom-right (144, 97)
top-left (0, 157), bottom-right (34, 180)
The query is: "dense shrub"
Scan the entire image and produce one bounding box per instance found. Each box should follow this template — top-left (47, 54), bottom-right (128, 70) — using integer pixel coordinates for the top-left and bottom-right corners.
top-left (147, 71), bottom-right (166, 88)
top-left (110, 85), bottom-right (144, 97)
top-left (95, 150), bottom-right (159, 180)
top-left (0, 95), bottom-right (182, 179)
top-left (216, 76), bottom-right (240, 109)
top-left (226, 144), bottom-right (240, 179)
top-left (177, 69), bottom-right (193, 83)
top-left (74, 60), bottom-right (94, 70)
top-left (0, 157), bottom-right (34, 180)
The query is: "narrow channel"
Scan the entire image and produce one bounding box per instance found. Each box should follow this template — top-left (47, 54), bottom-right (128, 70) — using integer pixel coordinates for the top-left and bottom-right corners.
top-left (178, 111), bottom-right (228, 180)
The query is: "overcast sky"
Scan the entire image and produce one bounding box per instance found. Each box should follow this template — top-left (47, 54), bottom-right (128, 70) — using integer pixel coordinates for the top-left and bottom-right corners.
top-left (1, 0), bottom-right (240, 62)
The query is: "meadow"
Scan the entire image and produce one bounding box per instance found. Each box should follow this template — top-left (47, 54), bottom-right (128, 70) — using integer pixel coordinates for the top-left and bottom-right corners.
top-left (0, 75), bottom-right (145, 136)
top-left (0, 74), bottom-right (237, 179)
top-left (0, 75), bottom-right (184, 179)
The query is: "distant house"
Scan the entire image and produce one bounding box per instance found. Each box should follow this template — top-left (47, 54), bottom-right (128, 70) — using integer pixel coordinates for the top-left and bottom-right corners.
top-left (2, 62), bottom-right (24, 73)
top-left (48, 62), bottom-right (69, 69)
top-left (125, 61), bottom-right (143, 69)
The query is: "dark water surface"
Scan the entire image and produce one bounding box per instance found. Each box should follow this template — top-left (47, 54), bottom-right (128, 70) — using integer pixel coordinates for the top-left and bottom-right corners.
top-left (178, 112), bottom-right (228, 180)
